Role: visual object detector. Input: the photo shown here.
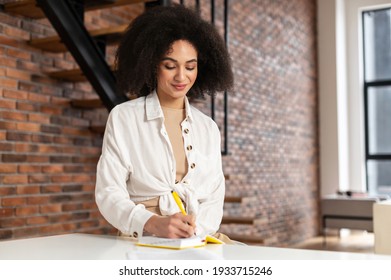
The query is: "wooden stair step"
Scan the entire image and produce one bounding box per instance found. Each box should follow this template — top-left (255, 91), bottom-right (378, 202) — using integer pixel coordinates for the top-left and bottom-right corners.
top-left (224, 196), bottom-right (243, 203)
top-left (225, 233), bottom-right (264, 245)
top-left (29, 24), bottom-right (129, 52)
top-left (47, 65), bottom-right (115, 82)
top-left (221, 216), bottom-right (254, 225)
top-left (47, 68), bottom-right (88, 82)
top-left (90, 125), bottom-right (105, 134)
top-left (4, 0), bottom-right (155, 19)
top-left (71, 99), bottom-right (103, 109)
top-left (71, 94), bottom-right (137, 110)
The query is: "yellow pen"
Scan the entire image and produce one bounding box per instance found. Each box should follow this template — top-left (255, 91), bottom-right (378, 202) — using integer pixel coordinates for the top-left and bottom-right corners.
top-left (171, 191), bottom-right (187, 215)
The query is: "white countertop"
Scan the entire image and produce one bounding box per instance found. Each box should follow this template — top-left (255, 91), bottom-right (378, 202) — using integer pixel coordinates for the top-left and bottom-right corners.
top-left (0, 233), bottom-right (390, 260)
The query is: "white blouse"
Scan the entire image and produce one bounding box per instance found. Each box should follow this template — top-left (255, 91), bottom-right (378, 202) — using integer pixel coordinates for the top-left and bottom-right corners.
top-left (95, 91), bottom-right (225, 238)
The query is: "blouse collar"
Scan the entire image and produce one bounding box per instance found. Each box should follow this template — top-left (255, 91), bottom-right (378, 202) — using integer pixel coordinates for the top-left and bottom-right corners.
top-left (145, 90), bottom-right (193, 122)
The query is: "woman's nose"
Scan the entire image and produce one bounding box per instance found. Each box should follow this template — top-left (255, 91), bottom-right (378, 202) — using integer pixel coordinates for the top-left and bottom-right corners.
top-left (174, 68), bottom-right (185, 81)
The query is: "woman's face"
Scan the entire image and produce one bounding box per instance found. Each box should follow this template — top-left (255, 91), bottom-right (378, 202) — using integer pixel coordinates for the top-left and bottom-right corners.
top-left (156, 40), bottom-right (198, 108)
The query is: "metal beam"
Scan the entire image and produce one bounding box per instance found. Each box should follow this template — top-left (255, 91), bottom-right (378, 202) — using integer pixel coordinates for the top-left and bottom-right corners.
top-left (36, 0), bottom-right (127, 111)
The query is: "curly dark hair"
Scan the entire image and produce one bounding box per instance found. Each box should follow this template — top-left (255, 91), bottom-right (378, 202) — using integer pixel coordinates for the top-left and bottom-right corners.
top-left (115, 4), bottom-right (234, 98)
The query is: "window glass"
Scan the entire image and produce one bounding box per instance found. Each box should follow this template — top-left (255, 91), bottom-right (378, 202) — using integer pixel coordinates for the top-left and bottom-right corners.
top-left (363, 9), bottom-right (391, 81)
top-left (367, 86), bottom-right (391, 154)
top-left (367, 160), bottom-right (391, 195)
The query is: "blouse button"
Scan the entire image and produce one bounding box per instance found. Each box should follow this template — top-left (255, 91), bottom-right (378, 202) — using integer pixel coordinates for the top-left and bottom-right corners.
top-left (187, 145), bottom-right (193, 151)
top-left (190, 163), bottom-right (196, 169)
top-left (132, 232), bottom-right (138, 238)
top-left (184, 128), bottom-right (189, 134)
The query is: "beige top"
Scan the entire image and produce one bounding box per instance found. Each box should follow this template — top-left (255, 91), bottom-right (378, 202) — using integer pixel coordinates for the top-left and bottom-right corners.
top-left (162, 106), bottom-right (188, 182)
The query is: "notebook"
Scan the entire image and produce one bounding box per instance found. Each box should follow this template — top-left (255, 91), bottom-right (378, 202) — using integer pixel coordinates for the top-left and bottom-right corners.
top-left (136, 235), bottom-right (224, 250)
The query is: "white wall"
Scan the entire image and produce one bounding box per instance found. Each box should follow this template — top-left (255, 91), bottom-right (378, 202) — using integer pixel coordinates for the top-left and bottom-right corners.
top-left (317, 0), bottom-right (391, 196)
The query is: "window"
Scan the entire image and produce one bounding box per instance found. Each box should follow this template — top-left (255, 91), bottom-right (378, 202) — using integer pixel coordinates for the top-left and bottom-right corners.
top-left (362, 8), bottom-right (391, 194)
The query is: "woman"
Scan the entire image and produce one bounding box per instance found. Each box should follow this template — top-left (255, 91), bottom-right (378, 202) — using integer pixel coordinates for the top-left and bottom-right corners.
top-left (95, 4), bottom-right (233, 241)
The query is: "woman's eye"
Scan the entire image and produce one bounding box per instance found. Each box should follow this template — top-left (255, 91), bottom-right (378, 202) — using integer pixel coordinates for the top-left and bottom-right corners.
top-left (164, 65), bottom-right (175, 70)
top-left (186, 67), bottom-right (195, 71)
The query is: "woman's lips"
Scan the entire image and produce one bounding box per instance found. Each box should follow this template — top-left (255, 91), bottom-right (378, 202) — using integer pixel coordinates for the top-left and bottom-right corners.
top-left (172, 84), bottom-right (186, 90)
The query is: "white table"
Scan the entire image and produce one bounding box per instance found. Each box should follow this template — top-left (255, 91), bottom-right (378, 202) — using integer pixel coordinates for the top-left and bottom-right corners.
top-left (0, 233), bottom-right (390, 260)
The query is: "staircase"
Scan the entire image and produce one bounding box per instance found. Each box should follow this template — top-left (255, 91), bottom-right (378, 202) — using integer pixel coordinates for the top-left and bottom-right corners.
top-left (3, 0), bottom-right (263, 245)
top-left (222, 195), bottom-right (264, 245)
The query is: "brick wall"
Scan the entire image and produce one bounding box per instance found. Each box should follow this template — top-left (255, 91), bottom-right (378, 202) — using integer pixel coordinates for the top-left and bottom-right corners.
top-left (220, 0), bottom-right (319, 246)
top-left (0, 1), bottom-right (143, 240)
top-left (0, 0), bottom-right (318, 246)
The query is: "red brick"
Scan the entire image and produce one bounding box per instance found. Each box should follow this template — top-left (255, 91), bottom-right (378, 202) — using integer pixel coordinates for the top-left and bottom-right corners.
top-left (0, 57), bottom-right (17, 68)
top-left (0, 77), bottom-right (18, 88)
top-left (16, 122), bottom-right (41, 132)
top-left (1, 154), bottom-right (26, 163)
top-left (15, 206), bottom-right (39, 216)
top-left (16, 186), bottom-right (40, 195)
top-left (0, 230), bottom-right (13, 239)
top-left (61, 127), bottom-right (92, 137)
top-left (27, 196), bottom-right (50, 205)
top-left (0, 187), bottom-right (16, 196)
top-left (0, 14), bottom-right (21, 27)
top-left (40, 204), bottom-right (62, 214)
top-left (40, 105), bottom-right (62, 115)
top-left (26, 155), bottom-right (50, 163)
top-left (15, 143), bottom-right (39, 153)
top-left (28, 92), bottom-right (50, 103)
top-left (62, 203), bottom-right (83, 212)
top-left (51, 175), bottom-right (73, 183)
top-left (39, 224), bottom-right (64, 234)
top-left (78, 220), bottom-right (99, 228)
top-left (37, 144), bottom-right (60, 153)
top-left (2, 89), bottom-right (29, 100)
top-left (40, 185), bottom-right (62, 193)
top-left (6, 132), bottom-right (31, 142)
top-left (0, 120), bottom-right (16, 129)
top-left (0, 99), bottom-right (16, 109)
top-left (72, 174), bottom-right (93, 183)
top-left (62, 223), bottom-right (77, 231)
top-left (28, 113), bottom-right (51, 124)
top-left (62, 184), bottom-right (83, 192)
top-left (28, 174), bottom-right (50, 184)
top-left (0, 208), bottom-right (14, 218)
top-left (13, 227), bottom-right (38, 238)
top-left (2, 197), bottom-right (26, 206)
top-left (18, 165), bottom-right (42, 173)
top-left (6, 68), bottom-right (31, 81)
top-left (82, 201), bottom-right (97, 209)
top-left (0, 111), bottom-right (27, 121)
top-left (3, 25), bottom-right (31, 40)
top-left (42, 165), bottom-right (64, 173)
top-left (49, 213), bottom-right (71, 223)
top-left (6, 47), bottom-right (31, 60)
top-left (0, 164), bottom-right (17, 173)
top-left (53, 136), bottom-right (73, 145)
top-left (16, 101), bottom-right (39, 111)
top-left (16, 59), bottom-right (40, 72)
top-left (0, 142), bottom-right (13, 152)
top-left (2, 175), bottom-right (28, 184)
top-left (0, 218), bottom-right (26, 228)
top-left (27, 216), bottom-right (49, 225)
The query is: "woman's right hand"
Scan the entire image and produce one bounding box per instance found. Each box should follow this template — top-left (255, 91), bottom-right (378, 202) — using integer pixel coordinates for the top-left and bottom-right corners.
top-left (144, 213), bottom-right (196, 238)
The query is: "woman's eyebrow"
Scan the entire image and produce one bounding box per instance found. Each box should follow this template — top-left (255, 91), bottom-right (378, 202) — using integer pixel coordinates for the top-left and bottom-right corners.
top-left (161, 57), bottom-right (198, 63)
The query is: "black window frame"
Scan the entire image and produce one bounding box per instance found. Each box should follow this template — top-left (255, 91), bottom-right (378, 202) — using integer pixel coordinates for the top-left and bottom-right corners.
top-left (362, 7), bottom-right (391, 194)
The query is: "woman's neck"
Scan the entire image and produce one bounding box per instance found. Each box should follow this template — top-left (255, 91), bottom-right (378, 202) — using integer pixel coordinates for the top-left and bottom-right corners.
top-left (157, 94), bottom-right (185, 109)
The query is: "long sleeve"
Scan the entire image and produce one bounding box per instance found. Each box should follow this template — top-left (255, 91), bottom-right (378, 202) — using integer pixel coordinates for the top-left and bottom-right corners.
top-left (95, 108), bottom-right (154, 238)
